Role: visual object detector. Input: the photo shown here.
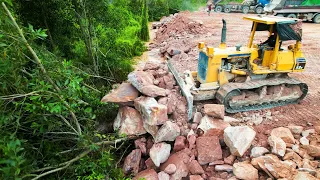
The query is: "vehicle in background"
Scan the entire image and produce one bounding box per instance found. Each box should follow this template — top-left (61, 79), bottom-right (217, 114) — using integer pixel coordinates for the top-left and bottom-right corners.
top-left (214, 0), bottom-right (270, 14)
top-left (264, 0), bottom-right (320, 23)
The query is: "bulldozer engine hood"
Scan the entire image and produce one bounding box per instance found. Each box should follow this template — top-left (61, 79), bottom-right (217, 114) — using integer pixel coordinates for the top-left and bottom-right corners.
top-left (254, 20), bottom-right (302, 41)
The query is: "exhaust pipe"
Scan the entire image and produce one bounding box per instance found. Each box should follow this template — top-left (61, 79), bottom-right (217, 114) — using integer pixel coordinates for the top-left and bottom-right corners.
top-left (220, 19), bottom-right (226, 49)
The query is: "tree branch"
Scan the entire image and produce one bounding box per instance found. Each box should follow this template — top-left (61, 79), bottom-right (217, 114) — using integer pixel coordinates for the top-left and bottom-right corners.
top-left (32, 137), bottom-right (129, 174)
top-left (2, 2), bottom-right (82, 135)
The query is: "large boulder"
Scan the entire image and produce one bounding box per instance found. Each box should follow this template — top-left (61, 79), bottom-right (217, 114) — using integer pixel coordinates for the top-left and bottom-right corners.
top-left (101, 83), bottom-right (139, 106)
top-left (133, 169), bottom-right (159, 180)
top-left (155, 121), bottom-right (180, 143)
top-left (268, 135), bottom-right (286, 157)
top-left (128, 71), bottom-right (166, 97)
top-left (233, 162), bottom-right (259, 180)
top-left (224, 126), bottom-right (256, 157)
top-left (203, 104), bottom-right (225, 119)
top-left (196, 136), bottom-right (222, 165)
top-left (134, 96), bottom-right (168, 126)
top-left (123, 149), bottom-right (141, 175)
top-left (150, 142), bottom-right (171, 167)
top-left (113, 106), bottom-right (146, 136)
top-left (270, 127), bottom-right (295, 144)
top-left (197, 115), bottom-right (230, 137)
top-left (160, 152), bottom-right (189, 180)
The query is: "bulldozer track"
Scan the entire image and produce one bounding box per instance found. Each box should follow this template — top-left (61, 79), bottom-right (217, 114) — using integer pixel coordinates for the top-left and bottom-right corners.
top-left (216, 77), bottom-right (308, 113)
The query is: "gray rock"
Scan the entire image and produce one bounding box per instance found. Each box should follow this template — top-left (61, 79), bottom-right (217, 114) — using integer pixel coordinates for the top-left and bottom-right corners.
top-left (150, 142), bottom-right (171, 167)
top-left (250, 147), bottom-right (269, 158)
top-left (224, 126), bottom-right (256, 156)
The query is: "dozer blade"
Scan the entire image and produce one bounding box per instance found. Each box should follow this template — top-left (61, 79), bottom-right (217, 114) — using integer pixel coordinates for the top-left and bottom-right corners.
top-left (167, 60), bottom-right (193, 120)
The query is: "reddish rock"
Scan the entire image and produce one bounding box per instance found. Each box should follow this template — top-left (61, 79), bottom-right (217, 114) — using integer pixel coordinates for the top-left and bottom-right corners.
top-left (123, 149), bottom-right (141, 175)
top-left (215, 165), bottom-right (233, 172)
top-left (101, 83), bottom-right (139, 106)
top-left (133, 169), bottom-right (159, 180)
top-left (145, 158), bottom-right (156, 169)
top-left (160, 152), bottom-right (189, 180)
top-left (193, 112), bottom-right (202, 124)
top-left (198, 115), bottom-right (230, 137)
top-left (134, 96), bottom-right (168, 126)
top-left (224, 155), bottom-right (236, 165)
top-left (135, 137), bottom-right (147, 155)
top-left (265, 160), bottom-right (297, 179)
top-left (302, 145), bottom-right (320, 157)
top-left (283, 151), bottom-right (303, 168)
top-left (158, 171), bottom-right (170, 180)
top-left (270, 127), bottom-right (295, 144)
top-left (113, 106), bottom-right (146, 136)
top-left (155, 121), bottom-right (180, 143)
top-left (150, 142), bottom-right (171, 167)
top-left (203, 104), bottom-right (225, 119)
top-left (191, 123), bottom-right (198, 130)
top-left (190, 175), bottom-right (204, 180)
top-left (189, 160), bottom-right (205, 175)
top-left (163, 74), bottom-right (175, 90)
top-left (196, 136), bottom-right (222, 165)
top-left (143, 61), bottom-right (161, 71)
top-left (220, 172), bottom-right (229, 179)
top-left (208, 177), bottom-right (224, 180)
top-left (174, 136), bottom-right (187, 152)
top-left (188, 134), bottom-right (197, 149)
top-left (128, 71), bottom-right (154, 89)
top-left (128, 71), bottom-right (167, 97)
top-left (164, 164), bottom-right (177, 174)
top-left (158, 97), bottom-right (168, 105)
top-left (140, 85), bottom-right (167, 97)
top-left (157, 77), bottom-right (166, 89)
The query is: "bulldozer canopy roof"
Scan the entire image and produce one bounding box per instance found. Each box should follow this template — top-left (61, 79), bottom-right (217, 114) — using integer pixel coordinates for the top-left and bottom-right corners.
top-left (244, 15), bottom-right (302, 41)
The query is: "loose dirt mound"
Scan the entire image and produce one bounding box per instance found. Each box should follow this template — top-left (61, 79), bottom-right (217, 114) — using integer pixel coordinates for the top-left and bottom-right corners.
top-left (155, 14), bottom-right (209, 43)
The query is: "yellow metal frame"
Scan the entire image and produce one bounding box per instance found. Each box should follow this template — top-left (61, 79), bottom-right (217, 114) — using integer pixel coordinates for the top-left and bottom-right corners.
top-left (195, 16), bottom-right (305, 87)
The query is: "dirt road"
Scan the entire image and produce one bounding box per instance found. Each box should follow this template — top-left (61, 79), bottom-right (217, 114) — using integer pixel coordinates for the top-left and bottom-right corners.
top-left (152, 10), bottom-right (320, 146)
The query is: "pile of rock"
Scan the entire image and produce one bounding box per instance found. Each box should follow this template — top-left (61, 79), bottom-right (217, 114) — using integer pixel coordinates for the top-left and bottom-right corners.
top-left (102, 60), bottom-right (320, 180)
top-left (153, 14), bottom-right (208, 44)
top-left (101, 59), bottom-right (189, 145)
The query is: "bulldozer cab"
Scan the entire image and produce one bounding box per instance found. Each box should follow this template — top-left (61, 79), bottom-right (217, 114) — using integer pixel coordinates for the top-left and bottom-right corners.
top-left (243, 15), bottom-right (304, 72)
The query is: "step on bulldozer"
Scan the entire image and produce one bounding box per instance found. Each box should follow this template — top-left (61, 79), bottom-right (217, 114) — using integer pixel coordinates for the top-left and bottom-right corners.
top-left (168, 15), bottom-right (308, 120)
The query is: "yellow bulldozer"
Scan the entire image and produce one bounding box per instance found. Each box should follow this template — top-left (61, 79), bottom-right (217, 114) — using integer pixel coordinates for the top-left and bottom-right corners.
top-left (168, 15), bottom-right (308, 120)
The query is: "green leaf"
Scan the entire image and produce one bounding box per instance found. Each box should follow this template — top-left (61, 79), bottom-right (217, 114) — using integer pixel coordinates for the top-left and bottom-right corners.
top-left (84, 107), bottom-right (92, 113)
top-left (0, 43), bottom-right (7, 47)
